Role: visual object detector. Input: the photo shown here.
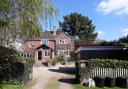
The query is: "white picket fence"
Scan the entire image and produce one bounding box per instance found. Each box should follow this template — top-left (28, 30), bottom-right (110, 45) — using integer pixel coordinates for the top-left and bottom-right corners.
top-left (89, 68), bottom-right (128, 78)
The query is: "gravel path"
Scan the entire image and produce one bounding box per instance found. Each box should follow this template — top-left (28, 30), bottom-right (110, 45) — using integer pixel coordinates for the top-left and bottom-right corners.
top-left (30, 63), bottom-right (75, 89)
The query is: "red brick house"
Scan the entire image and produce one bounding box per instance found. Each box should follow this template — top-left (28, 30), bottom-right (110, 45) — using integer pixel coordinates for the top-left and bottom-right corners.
top-left (19, 27), bottom-right (74, 63)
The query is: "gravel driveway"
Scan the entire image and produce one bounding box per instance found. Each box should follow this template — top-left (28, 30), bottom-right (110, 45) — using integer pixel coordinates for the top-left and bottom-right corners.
top-left (30, 63), bottom-right (75, 89)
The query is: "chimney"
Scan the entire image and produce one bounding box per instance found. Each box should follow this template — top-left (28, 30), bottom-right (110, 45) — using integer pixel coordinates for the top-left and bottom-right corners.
top-left (52, 26), bottom-right (57, 35)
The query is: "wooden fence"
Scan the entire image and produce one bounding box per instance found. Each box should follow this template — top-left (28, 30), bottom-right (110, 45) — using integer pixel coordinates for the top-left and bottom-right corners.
top-left (75, 60), bottom-right (128, 82)
top-left (88, 68), bottom-right (128, 78)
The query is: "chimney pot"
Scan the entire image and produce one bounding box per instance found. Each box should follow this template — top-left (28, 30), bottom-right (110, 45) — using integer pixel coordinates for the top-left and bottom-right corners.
top-left (52, 26), bottom-right (57, 35)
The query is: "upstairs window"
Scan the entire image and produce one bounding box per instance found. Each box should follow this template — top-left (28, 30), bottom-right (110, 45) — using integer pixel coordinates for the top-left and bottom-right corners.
top-left (29, 43), bottom-right (35, 48)
top-left (41, 39), bottom-right (49, 45)
top-left (58, 50), bottom-right (69, 56)
top-left (59, 39), bottom-right (67, 44)
top-left (44, 50), bottom-right (50, 56)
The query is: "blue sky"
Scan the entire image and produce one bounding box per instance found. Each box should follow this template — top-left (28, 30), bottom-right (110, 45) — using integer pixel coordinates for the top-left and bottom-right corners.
top-left (52, 0), bottom-right (128, 41)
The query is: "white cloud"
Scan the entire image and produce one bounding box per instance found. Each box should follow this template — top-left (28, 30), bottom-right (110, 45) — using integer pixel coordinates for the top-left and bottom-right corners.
top-left (96, 0), bottom-right (128, 15)
top-left (96, 30), bottom-right (105, 39)
top-left (122, 28), bottom-right (128, 36)
top-left (97, 30), bottom-right (105, 35)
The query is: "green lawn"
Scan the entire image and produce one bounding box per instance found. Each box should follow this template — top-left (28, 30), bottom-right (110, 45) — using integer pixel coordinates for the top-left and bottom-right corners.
top-left (74, 84), bottom-right (127, 89)
top-left (0, 85), bottom-right (25, 89)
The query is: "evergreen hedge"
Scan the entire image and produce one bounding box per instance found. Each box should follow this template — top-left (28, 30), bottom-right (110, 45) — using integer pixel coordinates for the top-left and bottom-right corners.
top-left (90, 59), bottom-right (128, 68)
top-left (0, 46), bottom-right (34, 85)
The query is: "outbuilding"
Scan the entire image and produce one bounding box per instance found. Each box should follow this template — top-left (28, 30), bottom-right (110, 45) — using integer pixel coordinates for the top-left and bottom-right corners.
top-left (75, 46), bottom-right (128, 60)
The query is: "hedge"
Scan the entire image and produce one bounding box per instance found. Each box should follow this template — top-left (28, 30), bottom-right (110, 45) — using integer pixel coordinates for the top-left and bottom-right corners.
top-left (76, 59), bottom-right (128, 82)
top-left (0, 46), bottom-right (34, 85)
top-left (90, 59), bottom-right (128, 68)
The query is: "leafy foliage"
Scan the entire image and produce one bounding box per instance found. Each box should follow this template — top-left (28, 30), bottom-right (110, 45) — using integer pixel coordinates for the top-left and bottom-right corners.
top-left (51, 57), bottom-right (58, 66)
top-left (58, 53), bottom-right (67, 65)
top-left (0, 46), bottom-right (33, 84)
top-left (90, 59), bottom-right (128, 68)
top-left (97, 40), bottom-right (122, 46)
top-left (0, 0), bottom-right (58, 46)
top-left (0, 84), bottom-right (25, 89)
top-left (96, 35), bottom-right (128, 46)
top-left (1, 80), bottom-right (21, 85)
top-left (77, 60), bottom-right (96, 79)
top-left (16, 56), bottom-right (35, 64)
top-left (59, 13), bottom-right (97, 41)
top-left (118, 35), bottom-right (128, 43)
top-left (0, 46), bottom-right (34, 64)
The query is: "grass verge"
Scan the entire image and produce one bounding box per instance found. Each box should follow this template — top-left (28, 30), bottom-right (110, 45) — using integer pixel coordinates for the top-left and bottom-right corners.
top-left (0, 79), bottom-right (36, 89)
top-left (0, 84), bottom-right (25, 89)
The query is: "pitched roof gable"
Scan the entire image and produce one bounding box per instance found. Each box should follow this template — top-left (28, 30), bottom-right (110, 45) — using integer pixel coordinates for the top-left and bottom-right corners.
top-left (41, 30), bottom-right (65, 40)
top-left (36, 44), bottom-right (53, 50)
top-left (26, 30), bottom-right (75, 41)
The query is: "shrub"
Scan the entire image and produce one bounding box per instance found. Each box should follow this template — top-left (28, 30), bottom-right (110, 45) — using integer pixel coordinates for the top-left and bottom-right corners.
top-left (90, 59), bottom-right (128, 68)
top-left (78, 61), bottom-right (96, 79)
top-left (16, 56), bottom-right (35, 64)
top-left (0, 46), bottom-right (33, 84)
top-left (0, 84), bottom-right (25, 89)
top-left (0, 46), bottom-right (18, 62)
top-left (58, 53), bottom-right (67, 65)
top-left (1, 80), bottom-right (20, 85)
top-left (51, 57), bottom-right (58, 66)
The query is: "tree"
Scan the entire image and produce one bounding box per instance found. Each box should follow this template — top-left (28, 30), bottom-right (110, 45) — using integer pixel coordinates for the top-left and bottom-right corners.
top-left (98, 40), bottom-right (122, 46)
top-left (0, 0), bottom-right (58, 47)
top-left (119, 35), bottom-right (128, 43)
top-left (59, 13), bottom-right (97, 41)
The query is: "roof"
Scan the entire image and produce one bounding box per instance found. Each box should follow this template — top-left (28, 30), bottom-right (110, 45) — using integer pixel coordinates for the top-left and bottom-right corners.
top-left (36, 44), bottom-right (53, 50)
top-left (75, 46), bottom-right (128, 53)
top-left (20, 44), bottom-right (53, 53)
top-left (19, 43), bottom-right (36, 53)
top-left (27, 38), bottom-right (41, 41)
top-left (40, 30), bottom-right (74, 40)
top-left (40, 31), bottom-right (56, 40)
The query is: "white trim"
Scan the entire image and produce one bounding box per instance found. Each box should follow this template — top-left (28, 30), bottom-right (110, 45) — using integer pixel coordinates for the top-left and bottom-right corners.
top-left (41, 39), bottom-right (49, 45)
top-left (58, 50), bottom-right (69, 56)
top-left (44, 50), bottom-right (50, 57)
top-left (75, 46), bottom-right (128, 53)
top-left (37, 50), bottom-right (42, 60)
top-left (59, 39), bottom-right (67, 44)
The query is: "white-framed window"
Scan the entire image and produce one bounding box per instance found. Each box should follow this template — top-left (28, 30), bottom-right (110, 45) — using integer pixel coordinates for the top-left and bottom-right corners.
top-left (41, 39), bottom-right (49, 45)
top-left (58, 50), bottom-right (69, 55)
top-left (44, 50), bottom-right (50, 56)
top-left (59, 39), bottom-right (67, 44)
top-left (29, 43), bottom-right (35, 48)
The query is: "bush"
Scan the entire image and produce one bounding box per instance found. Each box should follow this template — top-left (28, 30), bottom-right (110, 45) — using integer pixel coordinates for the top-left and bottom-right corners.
top-left (78, 61), bottom-right (96, 79)
top-left (1, 80), bottom-right (20, 85)
top-left (0, 46), bottom-right (18, 62)
top-left (0, 84), bottom-right (25, 89)
top-left (0, 46), bottom-right (33, 85)
top-left (90, 59), bottom-right (128, 68)
top-left (58, 53), bottom-right (67, 65)
top-left (16, 56), bottom-right (35, 64)
top-left (51, 57), bottom-right (58, 66)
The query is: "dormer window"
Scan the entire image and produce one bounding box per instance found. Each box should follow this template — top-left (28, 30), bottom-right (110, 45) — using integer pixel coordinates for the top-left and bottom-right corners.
top-left (41, 39), bottom-right (49, 45)
top-left (59, 39), bottom-right (67, 44)
top-left (29, 43), bottom-right (35, 48)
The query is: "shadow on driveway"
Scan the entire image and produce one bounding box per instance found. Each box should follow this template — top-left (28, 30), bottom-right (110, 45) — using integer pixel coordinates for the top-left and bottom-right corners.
top-left (48, 67), bottom-right (75, 74)
top-left (49, 66), bottom-right (77, 84)
top-left (58, 77), bottom-right (77, 84)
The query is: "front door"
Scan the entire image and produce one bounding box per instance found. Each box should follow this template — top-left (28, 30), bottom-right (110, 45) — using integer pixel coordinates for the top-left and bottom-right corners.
top-left (38, 51), bottom-right (42, 60)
